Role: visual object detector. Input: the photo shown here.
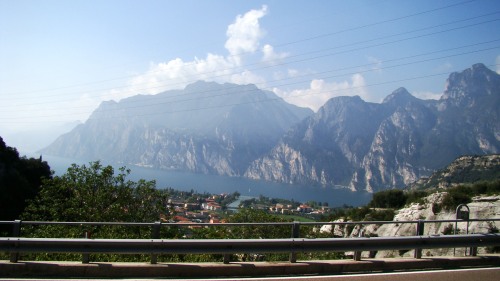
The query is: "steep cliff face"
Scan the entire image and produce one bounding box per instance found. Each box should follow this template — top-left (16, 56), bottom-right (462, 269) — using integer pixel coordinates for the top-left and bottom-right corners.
top-left (351, 90), bottom-right (437, 192)
top-left (245, 64), bottom-right (500, 192)
top-left (245, 96), bottom-right (387, 186)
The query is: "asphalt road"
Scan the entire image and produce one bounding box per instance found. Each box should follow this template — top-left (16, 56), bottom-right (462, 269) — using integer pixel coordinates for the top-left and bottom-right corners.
top-left (1, 268), bottom-right (499, 281)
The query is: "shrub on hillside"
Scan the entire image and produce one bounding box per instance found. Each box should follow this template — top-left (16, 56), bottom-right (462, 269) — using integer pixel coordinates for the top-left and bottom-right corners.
top-left (405, 190), bottom-right (428, 205)
top-left (441, 185), bottom-right (472, 211)
top-left (369, 189), bottom-right (407, 209)
top-left (470, 180), bottom-right (500, 195)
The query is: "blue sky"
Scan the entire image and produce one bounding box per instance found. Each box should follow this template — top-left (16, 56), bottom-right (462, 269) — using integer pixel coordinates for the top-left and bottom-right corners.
top-left (1, 0), bottom-right (499, 136)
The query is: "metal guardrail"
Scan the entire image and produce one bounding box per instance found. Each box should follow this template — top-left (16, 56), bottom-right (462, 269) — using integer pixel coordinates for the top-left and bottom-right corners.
top-left (1, 218), bottom-right (499, 264)
top-left (1, 234), bottom-right (498, 254)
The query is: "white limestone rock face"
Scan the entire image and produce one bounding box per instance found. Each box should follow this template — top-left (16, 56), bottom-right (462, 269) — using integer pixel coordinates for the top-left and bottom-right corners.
top-left (319, 192), bottom-right (500, 258)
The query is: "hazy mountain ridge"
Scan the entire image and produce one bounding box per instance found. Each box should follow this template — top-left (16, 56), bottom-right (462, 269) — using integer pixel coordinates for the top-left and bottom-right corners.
top-left (42, 81), bottom-right (313, 176)
top-left (43, 64), bottom-right (499, 192)
top-left (245, 64), bottom-right (500, 192)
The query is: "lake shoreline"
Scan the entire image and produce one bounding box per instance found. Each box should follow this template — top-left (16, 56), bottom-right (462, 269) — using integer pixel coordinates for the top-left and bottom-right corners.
top-left (28, 153), bottom-right (372, 208)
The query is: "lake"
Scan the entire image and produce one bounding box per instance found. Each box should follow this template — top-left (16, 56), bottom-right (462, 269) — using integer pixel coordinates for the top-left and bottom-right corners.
top-left (34, 154), bottom-right (372, 207)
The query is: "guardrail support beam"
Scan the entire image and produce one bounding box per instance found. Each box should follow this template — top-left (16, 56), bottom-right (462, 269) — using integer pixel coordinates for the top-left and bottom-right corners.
top-left (82, 231), bottom-right (90, 264)
top-left (289, 222), bottom-right (300, 263)
top-left (151, 221), bottom-right (161, 264)
top-left (414, 220), bottom-right (425, 259)
top-left (9, 220), bottom-right (22, 263)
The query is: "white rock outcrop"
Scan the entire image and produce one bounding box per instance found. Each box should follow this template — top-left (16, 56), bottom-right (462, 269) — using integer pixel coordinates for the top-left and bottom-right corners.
top-left (320, 192), bottom-right (500, 258)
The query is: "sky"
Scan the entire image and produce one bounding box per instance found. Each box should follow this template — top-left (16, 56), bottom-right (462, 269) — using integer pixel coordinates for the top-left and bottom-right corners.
top-left (1, 0), bottom-right (500, 141)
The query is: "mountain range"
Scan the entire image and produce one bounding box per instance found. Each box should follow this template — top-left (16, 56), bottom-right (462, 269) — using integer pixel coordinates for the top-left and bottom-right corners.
top-left (42, 81), bottom-right (312, 176)
top-left (42, 63), bottom-right (500, 192)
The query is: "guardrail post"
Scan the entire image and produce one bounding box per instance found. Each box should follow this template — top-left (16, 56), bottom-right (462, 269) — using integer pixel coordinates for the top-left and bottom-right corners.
top-left (151, 221), bottom-right (161, 264)
top-left (470, 245), bottom-right (477, 256)
top-left (353, 227), bottom-right (363, 261)
top-left (9, 220), bottom-right (22, 263)
top-left (82, 231), bottom-right (90, 264)
top-left (289, 221), bottom-right (300, 263)
top-left (353, 251), bottom-right (362, 261)
top-left (414, 220), bottom-right (424, 259)
top-left (223, 254), bottom-right (230, 264)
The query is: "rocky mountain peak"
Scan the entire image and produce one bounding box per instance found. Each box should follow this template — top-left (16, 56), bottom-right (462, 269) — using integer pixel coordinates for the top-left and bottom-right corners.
top-left (184, 80), bottom-right (259, 94)
top-left (184, 80), bottom-right (221, 92)
top-left (318, 95), bottom-right (365, 118)
top-left (382, 87), bottom-right (417, 107)
top-left (441, 63), bottom-right (500, 106)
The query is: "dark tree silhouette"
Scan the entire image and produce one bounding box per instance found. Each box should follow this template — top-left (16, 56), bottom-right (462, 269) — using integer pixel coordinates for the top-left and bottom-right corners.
top-left (0, 137), bottom-right (52, 223)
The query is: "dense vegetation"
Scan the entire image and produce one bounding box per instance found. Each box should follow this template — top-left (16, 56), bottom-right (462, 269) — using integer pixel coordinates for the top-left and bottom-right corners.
top-left (8, 161), bottom-right (171, 262)
top-left (22, 161), bottom-right (168, 223)
top-left (440, 180), bottom-right (500, 211)
top-left (0, 137), bottom-right (52, 223)
top-left (165, 188), bottom-right (240, 210)
top-left (368, 189), bottom-right (427, 209)
top-left (7, 160), bottom-right (346, 262)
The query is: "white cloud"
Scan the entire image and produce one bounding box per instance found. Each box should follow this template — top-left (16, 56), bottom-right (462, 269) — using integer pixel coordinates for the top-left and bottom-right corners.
top-left (98, 5), bottom-right (372, 116)
top-left (274, 74), bottom-right (369, 111)
top-left (105, 6), bottom-right (272, 102)
top-left (413, 91), bottom-right (442, 100)
top-left (225, 5), bottom-right (268, 62)
top-left (110, 53), bottom-right (261, 100)
top-left (230, 69), bottom-right (267, 85)
top-left (262, 44), bottom-right (289, 64)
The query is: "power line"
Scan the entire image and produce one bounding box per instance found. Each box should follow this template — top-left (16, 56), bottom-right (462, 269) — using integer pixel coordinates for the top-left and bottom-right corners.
top-left (0, 0), bottom-right (482, 97)
top-left (2, 12), bottom-right (498, 106)
top-left (274, 0), bottom-right (479, 48)
top-left (3, 63), bottom-right (498, 123)
top-left (1, 38), bottom-right (498, 110)
top-left (77, 45), bottom-right (500, 112)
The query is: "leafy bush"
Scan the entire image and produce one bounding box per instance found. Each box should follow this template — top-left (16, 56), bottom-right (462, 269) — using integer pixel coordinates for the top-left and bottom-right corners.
top-left (22, 161), bottom-right (167, 223)
top-left (346, 206), bottom-right (372, 221)
top-left (441, 186), bottom-right (472, 211)
top-left (369, 189), bottom-right (407, 209)
top-left (470, 180), bottom-right (500, 195)
top-left (440, 180), bottom-right (500, 211)
top-left (367, 209), bottom-right (395, 221)
top-left (405, 190), bottom-right (427, 205)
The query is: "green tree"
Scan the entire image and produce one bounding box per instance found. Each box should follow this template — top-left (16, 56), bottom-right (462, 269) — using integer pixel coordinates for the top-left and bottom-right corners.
top-left (441, 185), bottom-right (472, 211)
top-left (22, 161), bottom-right (167, 223)
top-left (17, 161), bottom-right (172, 262)
top-left (369, 189), bottom-right (407, 209)
top-left (227, 209), bottom-right (290, 239)
top-left (0, 137), bottom-right (52, 222)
